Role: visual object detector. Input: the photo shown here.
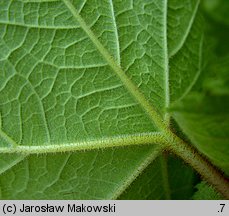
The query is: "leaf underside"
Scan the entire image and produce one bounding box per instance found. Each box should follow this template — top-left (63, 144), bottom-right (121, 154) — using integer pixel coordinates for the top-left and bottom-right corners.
top-left (1, 0), bottom-right (225, 200)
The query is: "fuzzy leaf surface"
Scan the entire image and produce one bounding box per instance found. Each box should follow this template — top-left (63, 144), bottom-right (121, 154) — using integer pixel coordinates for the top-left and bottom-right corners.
top-left (0, 0), bottom-right (204, 199)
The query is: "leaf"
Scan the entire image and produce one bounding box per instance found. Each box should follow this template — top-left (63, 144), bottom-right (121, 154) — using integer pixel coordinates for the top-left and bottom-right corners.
top-left (0, 146), bottom-right (161, 199)
top-left (119, 155), bottom-right (197, 200)
top-left (193, 181), bottom-right (222, 200)
top-left (170, 54), bottom-right (229, 175)
top-left (168, 0), bottom-right (199, 57)
top-left (204, 56), bottom-right (229, 95)
top-left (0, 0), bottom-right (227, 200)
top-left (202, 0), bottom-right (229, 26)
top-left (201, 1), bottom-right (229, 57)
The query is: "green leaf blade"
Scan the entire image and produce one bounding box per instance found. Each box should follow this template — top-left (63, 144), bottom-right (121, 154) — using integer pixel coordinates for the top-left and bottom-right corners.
top-left (0, 146), bottom-right (160, 199)
top-left (0, 0), bottom-right (219, 200)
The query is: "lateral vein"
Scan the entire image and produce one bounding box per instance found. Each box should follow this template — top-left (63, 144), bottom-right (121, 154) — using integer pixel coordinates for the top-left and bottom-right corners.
top-left (111, 146), bottom-right (162, 199)
top-left (0, 132), bottom-right (166, 154)
top-left (178, 33), bottom-right (204, 101)
top-left (169, 0), bottom-right (200, 57)
top-left (62, 0), bottom-right (166, 131)
top-left (108, 0), bottom-right (121, 64)
top-left (0, 129), bottom-right (18, 147)
top-left (0, 155), bottom-right (27, 176)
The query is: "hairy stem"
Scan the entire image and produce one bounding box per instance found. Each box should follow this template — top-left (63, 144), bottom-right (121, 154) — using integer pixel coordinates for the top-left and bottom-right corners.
top-left (166, 134), bottom-right (229, 199)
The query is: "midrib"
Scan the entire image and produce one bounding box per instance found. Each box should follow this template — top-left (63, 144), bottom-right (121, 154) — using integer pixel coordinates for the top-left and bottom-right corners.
top-left (62, 0), bottom-right (167, 133)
